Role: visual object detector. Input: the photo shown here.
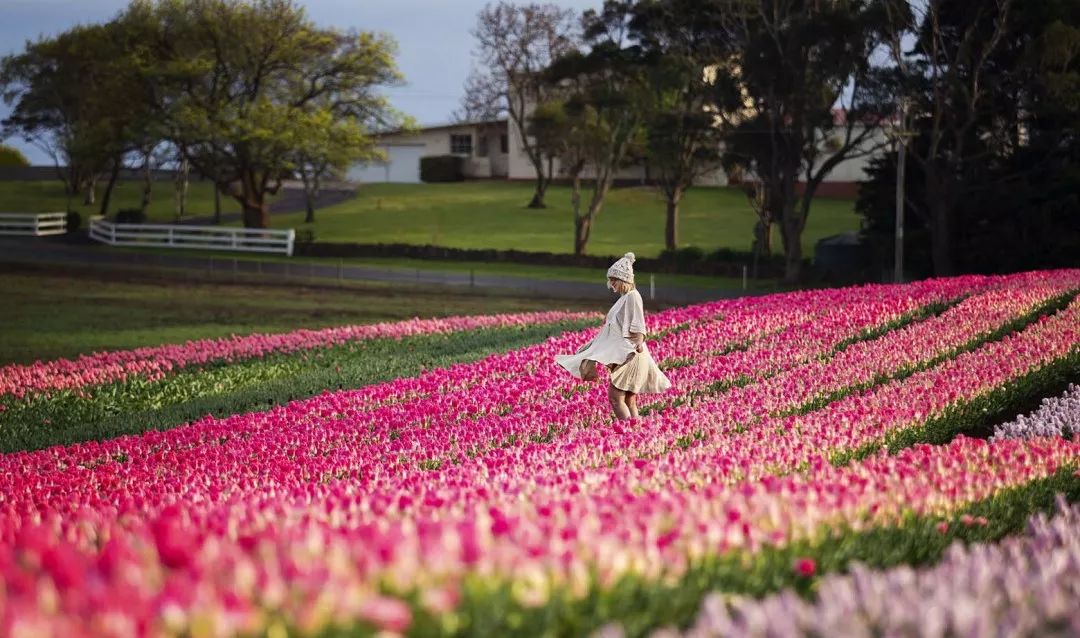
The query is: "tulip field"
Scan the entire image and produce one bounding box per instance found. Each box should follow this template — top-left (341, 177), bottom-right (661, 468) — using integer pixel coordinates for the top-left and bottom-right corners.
top-left (1, 270), bottom-right (1079, 637)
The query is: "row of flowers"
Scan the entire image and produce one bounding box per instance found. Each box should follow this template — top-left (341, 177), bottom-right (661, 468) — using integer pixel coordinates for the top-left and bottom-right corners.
top-left (2, 271), bottom-right (1078, 635)
top-left (4, 436), bottom-right (1078, 637)
top-left (658, 494), bottom-right (1080, 638)
top-left (0, 310), bottom-right (603, 401)
top-left (992, 383), bottom-right (1080, 441)
top-left (0, 273), bottom-right (980, 519)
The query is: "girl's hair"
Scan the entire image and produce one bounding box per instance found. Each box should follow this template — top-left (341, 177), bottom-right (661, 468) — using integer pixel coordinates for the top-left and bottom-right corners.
top-left (611, 278), bottom-right (635, 294)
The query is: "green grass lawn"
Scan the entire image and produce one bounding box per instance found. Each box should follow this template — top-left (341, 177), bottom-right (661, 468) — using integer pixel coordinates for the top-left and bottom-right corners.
top-left (0, 266), bottom-right (598, 364)
top-left (0, 180), bottom-right (243, 226)
top-left (261, 182), bottom-right (859, 258)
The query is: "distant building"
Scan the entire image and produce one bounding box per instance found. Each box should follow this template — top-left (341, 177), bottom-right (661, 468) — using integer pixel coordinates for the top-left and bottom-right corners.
top-left (349, 109), bottom-right (886, 197)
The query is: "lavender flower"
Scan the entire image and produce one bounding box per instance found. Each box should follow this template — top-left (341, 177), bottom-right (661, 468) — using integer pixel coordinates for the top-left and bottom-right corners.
top-left (990, 383), bottom-right (1080, 441)
top-left (641, 495), bottom-right (1080, 638)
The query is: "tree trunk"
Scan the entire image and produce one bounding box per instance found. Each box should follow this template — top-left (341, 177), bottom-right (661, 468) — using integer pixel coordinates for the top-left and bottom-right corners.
top-left (301, 169), bottom-right (317, 224)
top-left (304, 191), bottom-right (316, 224)
top-left (782, 214), bottom-right (803, 283)
top-left (923, 171), bottom-right (954, 277)
top-left (527, 154), bottom-right (549, 209)
top-left (571, 171), bottom-right (585, 255)
top-left (664, 188), bottom-right (683, 251)
top-left (99, 160), bottom-right (121, 217)
top-left (237, 172), bottom-right (270, 228)
top-left (574, 213), bottom-right (591, 256)
top-left (83, 177), bottom-right (97, 206)
top-left (140, 155), bottom-right (153, 216)
top-left (213, 183), bottom-right (222, 224)
top-left (929, 198), bottom-right (954, 277)
top-left (174, 159), bottom-right (189, 222)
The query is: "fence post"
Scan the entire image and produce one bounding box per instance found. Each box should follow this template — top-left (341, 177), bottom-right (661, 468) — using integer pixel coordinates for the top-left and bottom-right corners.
top-left (742, 265), bottom-right (748, 291)
top-left (231, 230), bottom-right (238, 249)
top-left (470, 269), bottom-right (475, 288)
top-left (285, 229), bottom-right (295, 257)
top-left (649, 274), bottom-right (655, 301)
top-left (110, 221), bottom-right (116, 245)
top-left (168, 227), bottom-right (174, 246)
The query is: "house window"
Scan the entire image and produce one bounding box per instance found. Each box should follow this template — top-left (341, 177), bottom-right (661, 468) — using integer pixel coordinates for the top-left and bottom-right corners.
top-left (450, 134), bottom-right (473, 155)
top-left (500, 134), bottom-right (509, 154)
top-left (477, 135), bottom-right (489, 157)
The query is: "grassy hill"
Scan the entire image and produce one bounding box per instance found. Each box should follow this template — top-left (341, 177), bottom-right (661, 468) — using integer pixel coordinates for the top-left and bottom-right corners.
top-left (0, 179), bottom-right (243, 225)
top-left (263, 181), bottom-right (860, 258)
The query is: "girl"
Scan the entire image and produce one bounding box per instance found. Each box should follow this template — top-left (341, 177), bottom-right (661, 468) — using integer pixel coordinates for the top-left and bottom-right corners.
top-left (555, 252), bottom-right (671, 420)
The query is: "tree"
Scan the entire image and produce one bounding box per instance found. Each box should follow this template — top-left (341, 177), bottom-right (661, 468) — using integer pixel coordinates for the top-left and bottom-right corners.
top-left (547, 1), bottom-right (650, 256)
top-left (630, 0), bottom-right (742, 251)
top-left (529, 98), bottom-right (593, 248)
top-left (135, 0), bottom-right (403, 228)
top-left (461, 1), bottom-right (577, 209)
top-left (1, 18), bottom-right (161, 216)
top-left (289, 109), bottom-right (386, 223)
top-left (0, 144), bottom-right (30, 167)
top-left (879, 0), bottom-right (1015, 276)
top-left (2, 25), bottom-right (125, 203)
top-left (856, 1), bottom-right (1080, 278)
top-left (718, 0), bottom-right (893, 283)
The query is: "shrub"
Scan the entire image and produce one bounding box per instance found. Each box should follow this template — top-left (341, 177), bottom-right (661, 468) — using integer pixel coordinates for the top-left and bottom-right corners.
top-left (659, 246), bottom-right (706, 270)
top-left (114, 208), bottom-right (147, 224)
top-left (0, 144), bottom-right (30, 167)
top-left (420, 155), bottom-right (464, 183)
top-left (64, 210), bottom-right (82, 232)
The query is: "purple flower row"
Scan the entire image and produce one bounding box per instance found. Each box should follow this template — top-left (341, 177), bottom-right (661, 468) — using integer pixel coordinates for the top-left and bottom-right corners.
top-left (990, 383), bottom-right (1080, 441)
top-left (639, 495), bottom-right (1080, 638)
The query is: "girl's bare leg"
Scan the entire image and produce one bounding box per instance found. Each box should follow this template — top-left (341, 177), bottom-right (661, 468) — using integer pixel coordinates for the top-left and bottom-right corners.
top-left (608, 383), bottom-right (631, 420)
top-left (626, 392), bottom-right (639, 419)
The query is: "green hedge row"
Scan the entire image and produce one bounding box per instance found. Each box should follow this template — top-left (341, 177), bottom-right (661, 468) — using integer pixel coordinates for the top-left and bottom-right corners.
top-left (0, 320), bottom-right (594, 453)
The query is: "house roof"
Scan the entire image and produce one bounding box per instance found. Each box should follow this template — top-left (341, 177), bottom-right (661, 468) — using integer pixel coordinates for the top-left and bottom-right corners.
top-left (377, 118), bottom-right (508, 136)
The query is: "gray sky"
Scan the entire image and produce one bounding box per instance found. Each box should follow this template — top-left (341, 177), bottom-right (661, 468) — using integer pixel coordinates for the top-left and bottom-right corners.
top-left (0, 0), bottom-right (599, 164)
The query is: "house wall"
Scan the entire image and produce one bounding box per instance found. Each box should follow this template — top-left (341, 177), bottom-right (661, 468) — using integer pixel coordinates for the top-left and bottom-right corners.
top-left (374, 123), bottom-right (510, 180)
top-left (368, 114), bottom-right (882, 190)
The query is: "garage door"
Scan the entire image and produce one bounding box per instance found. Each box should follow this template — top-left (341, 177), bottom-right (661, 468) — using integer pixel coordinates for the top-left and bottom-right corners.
top-left (347, 144), bottom-right (425, 184)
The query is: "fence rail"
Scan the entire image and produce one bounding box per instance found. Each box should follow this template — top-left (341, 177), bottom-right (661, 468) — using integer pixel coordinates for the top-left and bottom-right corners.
top-left (0, 212), bottom-right (67, 236)
top-left (89, 217), bottom-right (295, 256)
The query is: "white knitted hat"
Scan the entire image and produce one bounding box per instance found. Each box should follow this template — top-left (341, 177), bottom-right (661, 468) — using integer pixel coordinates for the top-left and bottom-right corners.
top-left (606, 252), bottom-right (636, 284)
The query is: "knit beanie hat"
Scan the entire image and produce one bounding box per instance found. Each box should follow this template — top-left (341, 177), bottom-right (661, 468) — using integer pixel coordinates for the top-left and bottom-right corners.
top-left (606, 252), bottom-right (636, 284)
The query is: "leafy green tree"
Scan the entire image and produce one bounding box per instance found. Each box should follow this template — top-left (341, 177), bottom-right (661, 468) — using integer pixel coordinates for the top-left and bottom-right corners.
top-left (548, 0), bottom-right (650, 256)
top-left (630, 0), bottom-right (742, 251)
top-left (2, 26), bottom-right (117, 203)
top-left (718, 0), bottom-right (893, 283)
top-left (1, 18), bottom-right (159, 216)
top-left (132, 0), bottom-right (404, 228)
top-left (0, 144), bottom-right (30, 167)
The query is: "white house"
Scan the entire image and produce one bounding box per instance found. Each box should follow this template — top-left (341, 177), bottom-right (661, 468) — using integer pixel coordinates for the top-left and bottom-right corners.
top-left (348, 119), bottom-right (522, 183)
top-left (350, 110), bottom-right (886, 197)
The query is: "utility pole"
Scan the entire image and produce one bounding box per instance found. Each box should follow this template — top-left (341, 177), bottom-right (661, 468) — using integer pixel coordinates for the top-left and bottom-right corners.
top-left (894, 98), bottom-right (909, 284)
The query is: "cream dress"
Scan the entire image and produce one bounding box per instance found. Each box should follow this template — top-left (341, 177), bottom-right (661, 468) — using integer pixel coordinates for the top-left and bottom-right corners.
top-left (555, 289), bottom-right (672, 394)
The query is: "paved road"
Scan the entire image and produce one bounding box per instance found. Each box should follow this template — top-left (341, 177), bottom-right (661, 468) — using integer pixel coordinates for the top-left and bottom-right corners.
top-left (1, 237), bottom-right (752, 305)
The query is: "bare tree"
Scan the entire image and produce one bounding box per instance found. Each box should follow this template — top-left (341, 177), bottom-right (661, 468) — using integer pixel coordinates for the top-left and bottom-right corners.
top-left (460, 1), bottom-right (577, 208)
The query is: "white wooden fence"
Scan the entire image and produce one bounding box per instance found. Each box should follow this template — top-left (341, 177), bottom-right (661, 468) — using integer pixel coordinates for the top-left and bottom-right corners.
top-left (0, 212), bottom-right (67, 236)
top-left (89, 217), bottom-right (295, 256)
